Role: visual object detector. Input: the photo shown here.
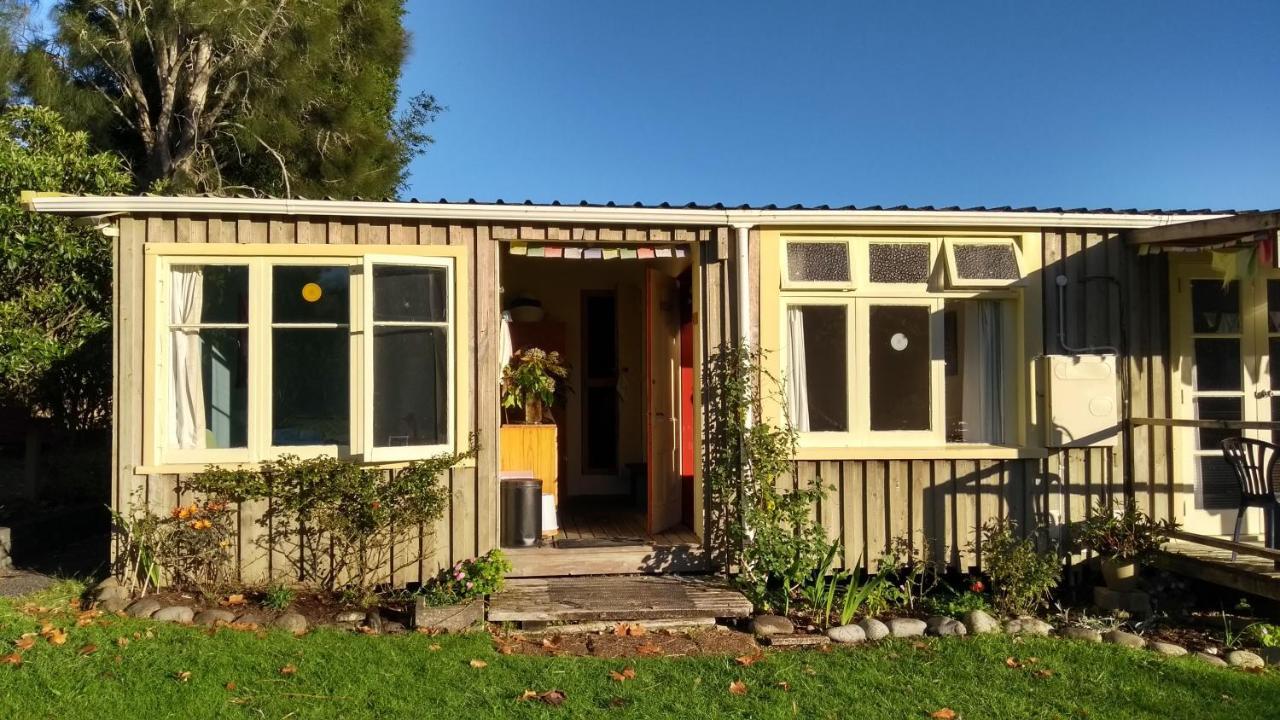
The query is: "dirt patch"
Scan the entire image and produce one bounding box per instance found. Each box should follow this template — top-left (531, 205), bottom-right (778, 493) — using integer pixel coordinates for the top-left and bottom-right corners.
top-left (493, 626), bottom-right (759, 658)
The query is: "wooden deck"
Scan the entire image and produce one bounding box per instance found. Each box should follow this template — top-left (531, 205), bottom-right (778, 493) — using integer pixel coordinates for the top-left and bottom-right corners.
top-left (487, 575), bottom-right (751, 625)
top-left (553, 502), bottom-right (698, 547)
top-left (1153, 539), bottom-right (1280, 601)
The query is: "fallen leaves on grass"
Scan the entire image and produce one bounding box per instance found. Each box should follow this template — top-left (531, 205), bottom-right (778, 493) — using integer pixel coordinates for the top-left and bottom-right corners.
top-left (930, 709), bottom-right (958, 720)
top-left (635, 641), bottom-right (662, 657)
top-left (613, 623), bottom-right (646, 637)
top-left (280, 664), bottom-right (297, 676)
top-left (518, 689), bottom-right (566, 705)
top-left (115, 637), bottom-right (129, 648)
top-left (78, 644), bottom-right (98, 656)
top-left (15, 636), bottom-right (35, 651)
top-left (469, 659), bottom-right (488, 669)
top-left (735, 653), bottom-right (763, 667)
top-left (225, 594), bottom-right (246, 606)
top-left (175, 671), bottom-right (192, 683)
top-left (728, 680), bottom-right (748, 696)
top-left (428, 644), bottom-right (442, 652)
top-left (776, 681), bottom-right (791, 691)
top-left (1032, 669), bottom-right (1054, 679)
top-left (225, 682), bottom-right (237, 691)
top-left (1, 653), bottom-right (21, 666)
top-left (608, 666), bottom-right (636, 682)
top-left (41, 627), bottom-right (67, 646)
top-left (1004, 656), bottom-right (1022, 669)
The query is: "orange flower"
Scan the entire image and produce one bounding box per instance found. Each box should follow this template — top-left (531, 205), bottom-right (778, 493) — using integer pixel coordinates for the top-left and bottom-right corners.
top-left (190, 519), bottom-right (213, 531)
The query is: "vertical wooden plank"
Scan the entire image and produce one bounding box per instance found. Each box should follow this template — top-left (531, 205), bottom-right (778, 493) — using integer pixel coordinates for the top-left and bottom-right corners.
top-left (841, 461), bottom-right (864, 571)
top-left (389, 222), bottom-right (416, 246)
top-left (864, 461), bottom-right (886, 568)
top-left (1064, 230), bottom-right (1086, 349)
top-left (887, 461), bottom-right (909, 559)
top-left (909, 460), bottom-right (930, 562)
top-left (239, 497), bottom-right (270, 584)
top-left (357, 221), bottom-right (389, 245)
top-left (268, 218), bottom-right (295, 244)
top-left (451, 467), bottom-right (478, 563)
top-left (474, 225), bottom-right (500, 552)
top-left (975, 459), bottom-right (1001, 567)
top-left (939, 461), bottom-right (958, 568)
top-left (1042, 231), bottom-right (1064, 354)
top-left (796, 462), bottom-right (820, 528)
top-left (818, 460), bottom-right (842, 566)
top-left (954, 460), bottom-right (977, 571)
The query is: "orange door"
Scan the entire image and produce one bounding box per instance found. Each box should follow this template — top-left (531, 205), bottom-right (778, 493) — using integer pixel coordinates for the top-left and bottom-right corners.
top-left (645, 268), bottom-right (681, 534)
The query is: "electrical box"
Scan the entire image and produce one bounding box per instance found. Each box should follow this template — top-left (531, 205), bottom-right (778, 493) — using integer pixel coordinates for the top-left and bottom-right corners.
top-left (1044, 354), bottom-right (1119, 447)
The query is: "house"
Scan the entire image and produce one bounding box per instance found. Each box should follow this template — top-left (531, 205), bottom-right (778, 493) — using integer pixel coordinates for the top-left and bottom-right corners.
top-left (24, 194), bottom-right (1280, 585)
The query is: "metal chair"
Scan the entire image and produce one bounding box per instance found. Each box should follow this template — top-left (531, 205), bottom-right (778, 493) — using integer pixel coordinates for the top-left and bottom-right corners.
top-left (1219, 437), bottom-right (1280, 560)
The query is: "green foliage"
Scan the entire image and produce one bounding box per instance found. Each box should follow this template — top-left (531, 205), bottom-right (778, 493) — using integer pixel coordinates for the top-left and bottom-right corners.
top-left (23, 0), bottom-right (441, 196)
top-left (702, 344), bottom-right (829, 612)
top-left (0, 105), bottom-right (130, 427)
top-left (417, 550), bottom-right (512, 607)
top-left (1246, 623), bottom-right (1280, 649)
top-left (500, 348), bottom-right (569, 422)
top-left (980, 520), bottom-right (1062, 616)
top-left (921, 584), bottom-right (991, 618)
top-left (261, 582), bottom-right (296, 612)
top-left (1074, 501), bottom-right (1179, 561)
top-left (187, 439), bottom-right (477, 597)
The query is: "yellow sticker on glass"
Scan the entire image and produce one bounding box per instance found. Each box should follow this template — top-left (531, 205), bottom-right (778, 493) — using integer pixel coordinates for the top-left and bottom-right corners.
top-left (301, 282), bottom-right (323, 303)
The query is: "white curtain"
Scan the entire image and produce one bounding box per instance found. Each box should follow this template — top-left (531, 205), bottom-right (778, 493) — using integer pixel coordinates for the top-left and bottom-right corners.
top-left (170, 268), bottom-right (206, 449)
top-left (787, 307), bottom-right (811, 432)
top-left (961, 300), bottom-right (1005, 443)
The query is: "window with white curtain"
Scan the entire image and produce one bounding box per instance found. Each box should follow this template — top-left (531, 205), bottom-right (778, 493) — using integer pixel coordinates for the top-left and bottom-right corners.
top-left (157, 252), bottom-right (459, 465)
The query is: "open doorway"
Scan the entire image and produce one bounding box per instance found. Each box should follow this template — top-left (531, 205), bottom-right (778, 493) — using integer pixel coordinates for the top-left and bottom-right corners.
top-left (499, 246), bottom-right (697, 551)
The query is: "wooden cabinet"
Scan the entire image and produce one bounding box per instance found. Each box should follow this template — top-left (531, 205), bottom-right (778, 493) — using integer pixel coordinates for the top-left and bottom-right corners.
top-left (499, 424), bottom-right (559, 502)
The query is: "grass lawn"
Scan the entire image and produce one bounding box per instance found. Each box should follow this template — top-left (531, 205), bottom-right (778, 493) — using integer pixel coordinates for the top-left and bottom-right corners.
top-left (1, 583), bottom-right (1276, 719)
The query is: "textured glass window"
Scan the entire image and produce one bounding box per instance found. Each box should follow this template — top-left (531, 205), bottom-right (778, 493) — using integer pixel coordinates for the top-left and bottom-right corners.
top-left (868, 243), bottom-right (931, 283)
top-left (869, 305), bottom-right (931, 431)
top-left (951, 243), bottom-right (1020, 280)
top-left (786, 242), bottom-right (850, 283)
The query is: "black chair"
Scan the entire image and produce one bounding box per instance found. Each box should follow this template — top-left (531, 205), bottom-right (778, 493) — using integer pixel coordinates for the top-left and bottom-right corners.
top-left (1219, 437), bottom-right (1280, 560)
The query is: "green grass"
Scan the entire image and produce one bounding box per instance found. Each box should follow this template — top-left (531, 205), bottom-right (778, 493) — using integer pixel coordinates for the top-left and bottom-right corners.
top-left (1, 583), bottom-right (1276, 719)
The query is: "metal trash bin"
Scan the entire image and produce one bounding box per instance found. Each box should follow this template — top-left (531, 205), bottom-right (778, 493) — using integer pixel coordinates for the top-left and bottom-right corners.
top-left (500, 474), bottom-right (543, 548)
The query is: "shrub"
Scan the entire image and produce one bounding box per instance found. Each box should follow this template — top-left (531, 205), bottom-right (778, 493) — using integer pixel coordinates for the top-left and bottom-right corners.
top-left (418, 549), bottom-right (511, 606)
top-left (980, 520), bottom-right (1061, 616)
top-left (262, 582), bottom-right (296, 612)
top-left (1247, 623), bottom-right (1280, 648)
top-left (1074, 501), bottom-right (1178, 561)
top-left (111, 493), bottom-right (237, 598)
top-left (922, 583), bottom-right (990, 618)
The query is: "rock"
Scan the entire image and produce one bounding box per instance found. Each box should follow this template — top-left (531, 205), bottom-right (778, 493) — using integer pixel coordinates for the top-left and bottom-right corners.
top-left (1146, 640), bottom-right (1187, 657)
top-left (1005, 617), bottom-right (1052, 636)
top-left (1194, 652), bottom-right (1229, 667)
top-left (926, 616), bottom-right (966, 637)
top-left (1057, 626), bottom-right (1102, 643)
top-left (412, 597), bottom-right (484, 634)
top-left (961, 610), bottom-right (1001, 635)
top-left (826, 624), bottom-right (866, 644)
top-left (98, 597), bottom-right (130, 614)
top-left (887, 618), bottom-right (927, 638)
top-left (93, 578), bottom-right (130, 603)
top-left (1226, 650), bottom-right (1265, 669)
top-left (1101, 629), bottom-right (1145, 648)
top-left (273, 612), bottom-right (308, 635)
top-left (234, 613), bottom-right (265, 628)
top-left (334, 610), bottom-right (366, 624)
top-left (764, 634), bottom-right (829, 648)
top-left (750, 614), bottom-right (794, 638)
top-left (152, 605), bottom-right (195, 624)
top-left (858, 618), bottom-right (890, 641)
top-left (125, 597), bottom-right (163, 619)
top-left (383, 621), bottom-right (406, 635)
top-left (194, 609), bottom-right (237, 626)
top-left (363, 611), bottom-right (384, 634)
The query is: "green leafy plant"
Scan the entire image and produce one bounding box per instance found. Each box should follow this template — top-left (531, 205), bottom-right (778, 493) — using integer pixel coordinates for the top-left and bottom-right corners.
top-left (500, 348), bottom-right (569, 423)
top-left (110, 491), bottom-right (237, 599)
top-left (418, 549), bottom-right (512, 606)
top-left (1246, 623), bottom-right (1280, 648)
top-left (262, 582), bottom-right (296, 612)
top-left (702, 345), bottom-right (830, 613)
top-left (1074, 501), bottom-right (1179, 561)
top-left (980, 520), bottom-right (1062, 616)
top-left (922, 580), bottom-right (991, 618)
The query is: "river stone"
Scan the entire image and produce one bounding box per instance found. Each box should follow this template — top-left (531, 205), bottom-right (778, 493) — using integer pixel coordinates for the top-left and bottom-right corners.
top-left (152, 605), bottom-right (194, 624)
top-left (334, 610), bottom-right (366, 624)
top-left (234, 612), bottom-right (265, 628)
top-left (383, 621), bottom-right (406, 635)
top-left (1005, 617), bottom-right (1053, 636)
top-left (1102, 629), bottom-right (1145, 648)
top-left (1195, 652), bottom-right (1229, 667)
top-left (1057, 626), bottom-right (1102, 643)
top-left (1226, 650), bottom-right (1265, 669)
top-left (858, 618), bottom-right (890, 641)
top-left (194, 608), bottom-right (237, 626)
top-left (273, 612), bottom-right (309, 635)
top-left (1146, 640), bottom-right (1188, 657)
top-left (98, 597), bottom-right (130, 614)
top-left (826, 624), bottom-right (866, 644)
top-left (125, 597), bottom-right (163, 619)
top-left (926, 616), bottom-right (966, 637)
top-left (887, 618), bottom-right (927, 638)
top-left (961, 610), bottom-right (1000, 635)
top-left (751, 614), bottom-right (794, 638)
top-left (93, 579), bottom-right (130, 603)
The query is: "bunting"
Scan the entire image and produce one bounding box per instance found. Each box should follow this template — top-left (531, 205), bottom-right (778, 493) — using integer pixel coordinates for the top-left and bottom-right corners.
top-left (509, 242), bottom-right (687, 259)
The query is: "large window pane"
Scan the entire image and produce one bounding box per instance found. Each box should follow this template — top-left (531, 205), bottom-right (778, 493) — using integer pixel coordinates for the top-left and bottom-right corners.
top-left (1199, 456), bottom-right (1241, 510)
top-left (1194, 397), bottom-right (1241, 450)
top-left (171, 265), bottom-right (248, 324)
top-left (169, 328), bottom-right (248, 449)
top-left (786, 242), bottom-right (850, 283)
top-left (374, 265), bottom-right (447, 322)
top-left (944, 299), bottom-right (1008, 443)
top-left (272, 328), bottom-right (349, 445)
top-left (787, 305), bottom-right (848, 432)
top-left (373, 326), bottom-right (447, 447)
top-left (869, 305), bottom-right (931, 431)
top-left (1191, 280), bottom-right (1240, 334)
top-left (1193, 338), bottom-right (1241, 391)
top-left (273, 266), bottom-right (349, 324)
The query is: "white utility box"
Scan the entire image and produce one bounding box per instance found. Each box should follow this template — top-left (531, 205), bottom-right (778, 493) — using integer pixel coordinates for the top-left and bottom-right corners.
top-left (1044, 354), bottom-right (1119, 447)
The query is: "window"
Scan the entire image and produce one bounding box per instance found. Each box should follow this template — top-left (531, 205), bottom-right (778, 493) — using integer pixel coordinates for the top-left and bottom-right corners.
top-left (154, 250), bottom-right (463, 466)
top-left (943, 238), bottom-right (1024, 288)
top-left (783, 239), bottom-right (854, 289)
top-left (775, 234), bottom-right (1026, 449)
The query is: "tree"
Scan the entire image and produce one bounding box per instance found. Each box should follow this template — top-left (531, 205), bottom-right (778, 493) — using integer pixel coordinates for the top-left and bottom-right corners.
top-left (0, 106), bottom-right (130, 428)
top-left (23, 0), bottom-right (440, 197)
top-left (0, 0), bottom-right (29, 105)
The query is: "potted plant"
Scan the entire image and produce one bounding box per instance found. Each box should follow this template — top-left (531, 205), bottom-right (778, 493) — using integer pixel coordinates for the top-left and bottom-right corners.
top-left (501, 348), bottom-right (569, 424)
top-left (1075, 501), bottom-right (1178, 591)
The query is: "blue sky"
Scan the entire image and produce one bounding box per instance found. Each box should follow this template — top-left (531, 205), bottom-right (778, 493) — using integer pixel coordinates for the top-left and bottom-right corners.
top-left (400, 1), bottom-right (1280, 210)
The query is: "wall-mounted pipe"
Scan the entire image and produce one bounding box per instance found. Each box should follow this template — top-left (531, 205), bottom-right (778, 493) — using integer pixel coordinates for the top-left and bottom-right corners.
top-left (735, 224), bottom-right (754, 425)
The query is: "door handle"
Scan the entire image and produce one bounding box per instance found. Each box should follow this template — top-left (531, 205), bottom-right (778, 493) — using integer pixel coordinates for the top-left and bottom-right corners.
top-left (1255, 390), bottom-right (1280, 399)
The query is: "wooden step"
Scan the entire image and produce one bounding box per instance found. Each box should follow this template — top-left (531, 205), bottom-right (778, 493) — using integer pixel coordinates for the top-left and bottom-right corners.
top-left (487, 575), bottom-right (753, 624)
top-left (504, 543), bottom-right (708, 577)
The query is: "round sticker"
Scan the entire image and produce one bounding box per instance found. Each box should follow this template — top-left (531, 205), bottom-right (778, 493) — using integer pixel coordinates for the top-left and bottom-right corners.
top-left (301, 282), bottom-right (323, 303)
top-left (890, 332), bottom-right (909, 351)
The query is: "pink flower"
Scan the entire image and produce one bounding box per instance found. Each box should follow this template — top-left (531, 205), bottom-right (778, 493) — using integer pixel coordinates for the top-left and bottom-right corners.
top-left (466, 581), bottom-right (474, 590)
top-left (454, 571), bottom-right (464, 581)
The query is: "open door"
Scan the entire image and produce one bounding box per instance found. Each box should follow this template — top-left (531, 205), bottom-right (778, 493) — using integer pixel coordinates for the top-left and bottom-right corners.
top-left (646, 267), bottom-right (681, 534)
